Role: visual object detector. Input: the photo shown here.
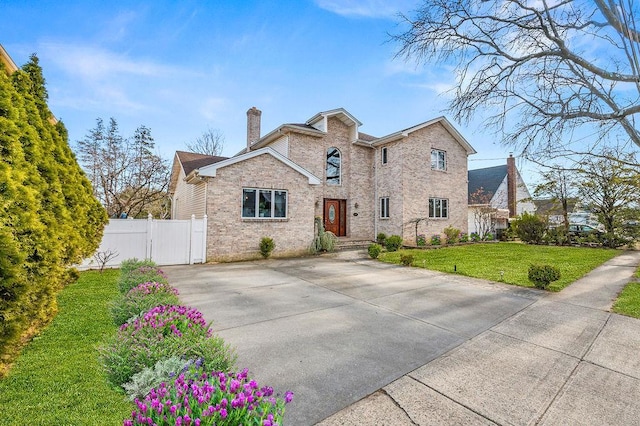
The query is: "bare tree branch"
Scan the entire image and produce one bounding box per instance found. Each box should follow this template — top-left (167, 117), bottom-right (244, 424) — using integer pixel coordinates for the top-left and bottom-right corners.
top-left (393, 0), bottom-right (640, 157)
top-left (185, 127), bottom-right (225, 156)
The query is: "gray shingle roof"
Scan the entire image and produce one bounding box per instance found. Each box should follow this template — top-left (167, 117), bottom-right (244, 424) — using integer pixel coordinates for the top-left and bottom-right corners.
top-left (468, 165), bottom-right (507, 203)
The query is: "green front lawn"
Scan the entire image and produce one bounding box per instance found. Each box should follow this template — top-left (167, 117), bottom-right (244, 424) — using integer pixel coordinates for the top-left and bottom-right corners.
top-left (379, 242), bottom-right (620, 291)
top-left (0, 270), bottom-right (131, 426)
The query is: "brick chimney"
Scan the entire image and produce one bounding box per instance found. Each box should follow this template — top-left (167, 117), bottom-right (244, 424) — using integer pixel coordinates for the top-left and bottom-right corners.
top-left (507, 153), bottom-right (517, 217)
top-left (246, 107), bottom-right (262, 151)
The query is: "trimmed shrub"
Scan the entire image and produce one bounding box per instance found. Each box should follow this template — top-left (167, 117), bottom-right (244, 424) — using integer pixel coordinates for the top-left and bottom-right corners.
top-left (400, 253), bottom-right (415, 266)
top-left (460, 233), bottom-right (469, 243)
top-left (528, 264), bottom-right (561, 289)
top-left (470, 232), bottom-right (481, 242)
top-left (443, 226), bottom-right (460, 244)
top-left (124, 367), bottom-right (293, 426)
top-left (385, 235), bottom-right (403, 252)
top-left (431, 234), bottom-right (442, 245)
top-left (259, 237), bottom-right (275, 258)
top-left (99, 305), bottom-right (236, 387)
top-left (111, 281), bottom-right (180, 326)
top-left (368, 243), bottom-right (382, 259)
top-left (376, 233), bottom-right (387, 246)
top-left (416, 234), bottom-right (427, 247)
top-left (118, 266), bottom-right (168, 294)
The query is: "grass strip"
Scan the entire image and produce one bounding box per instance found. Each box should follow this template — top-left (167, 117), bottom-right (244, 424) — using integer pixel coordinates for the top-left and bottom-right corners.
top-left (612, 281), bottom-right (640, 318)
top-left (0, 270), bottom-right (132, 425)
top-left (379, 242), bottom-right (620, 291)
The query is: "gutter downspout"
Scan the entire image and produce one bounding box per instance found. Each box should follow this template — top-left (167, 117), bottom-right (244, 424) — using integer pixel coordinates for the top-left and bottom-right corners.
top-left (374, 148), bottom-right (378, 240)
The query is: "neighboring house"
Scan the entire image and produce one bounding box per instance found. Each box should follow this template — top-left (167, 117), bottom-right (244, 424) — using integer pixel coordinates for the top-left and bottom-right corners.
top-left (169, 151), bottom-right (227, 219)
top-left (0, 44), bottom-right (19, 75)
top-left (467, 155), bottom-right (536, 235)
top-left (534, 198), bottom-right (579, 226)
top-left (170, 107), bottom-right (476, 261)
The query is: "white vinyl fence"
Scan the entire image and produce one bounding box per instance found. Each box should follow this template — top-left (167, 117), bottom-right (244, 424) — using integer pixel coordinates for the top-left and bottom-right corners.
top-left (80, 214), bottom-right (207, 269)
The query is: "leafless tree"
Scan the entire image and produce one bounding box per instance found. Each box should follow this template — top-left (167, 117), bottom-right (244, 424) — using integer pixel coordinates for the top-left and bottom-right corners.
top-left (394, 0), bottom-right (640, 158)
top-left (77, 118), bottom-right (169, 218)
top-left (186, 127), bottom-right (225, 156)
top-left (469, 188), bottom-right (495, 238)
top-left (93, 249), bottom-right (118, 273)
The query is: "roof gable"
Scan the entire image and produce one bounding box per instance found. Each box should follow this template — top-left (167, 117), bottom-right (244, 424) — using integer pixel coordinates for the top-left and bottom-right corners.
top-left (371, 116), bottom-right (476, 155)
top-left (199, 147), bottom-right (321, 185)
top-left (468, 165), bottom-right (507, 202)
top-left (176, 151), bottom-right (228, 176)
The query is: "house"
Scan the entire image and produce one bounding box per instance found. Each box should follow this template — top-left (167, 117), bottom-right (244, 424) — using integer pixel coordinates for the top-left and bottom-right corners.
top-left (533, 198), bottom-right (579, 226)
top-left (467, 155), bottom-right (535, 236)
top-left (0, 44), bottom-right (19, 75)
top-left (169, 107), bottom-right (476, 261)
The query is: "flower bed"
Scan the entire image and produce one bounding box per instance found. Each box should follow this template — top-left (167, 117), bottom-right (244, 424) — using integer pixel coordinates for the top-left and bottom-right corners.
top-left (98, 259), bottom-right (293, 425)
top-left (125, 367), bottom-right (293, 426)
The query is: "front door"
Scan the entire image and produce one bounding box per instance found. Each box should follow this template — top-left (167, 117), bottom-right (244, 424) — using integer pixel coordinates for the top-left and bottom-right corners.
top-left (323, 199), bottom-right (346, 236)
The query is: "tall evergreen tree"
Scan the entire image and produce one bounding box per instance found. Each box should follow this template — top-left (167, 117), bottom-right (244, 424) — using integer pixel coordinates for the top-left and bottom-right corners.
top-left (0, 56), bottom-right (107, 374)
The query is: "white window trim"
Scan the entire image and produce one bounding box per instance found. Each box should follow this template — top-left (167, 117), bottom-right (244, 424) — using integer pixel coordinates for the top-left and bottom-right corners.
top-left (380, 197), bottom-right (390, 219)
top-left (431, 149), bottom-right (447, 171)
top-left (242, 188), bottom-right (288, 219)
top-left (429, 197), bottom-right (449, 219)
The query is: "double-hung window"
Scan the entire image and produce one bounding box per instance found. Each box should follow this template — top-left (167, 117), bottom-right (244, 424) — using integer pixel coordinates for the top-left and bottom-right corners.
top-left (380, 197), bottom-right (390, 219)
top-left (431, 149), bottom-right (446, 171)
top-left (429, 197), bottom-right (448, 219)
top-left (242, 188), bottom-right (287, 218)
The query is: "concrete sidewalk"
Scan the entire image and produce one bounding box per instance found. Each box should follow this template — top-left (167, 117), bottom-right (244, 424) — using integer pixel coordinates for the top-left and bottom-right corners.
top-left (319, 250), bottom-right (640, 425)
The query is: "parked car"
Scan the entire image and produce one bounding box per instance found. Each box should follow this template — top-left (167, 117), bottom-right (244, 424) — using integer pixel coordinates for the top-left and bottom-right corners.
top-left (567, 223), bottom-right (604, 237)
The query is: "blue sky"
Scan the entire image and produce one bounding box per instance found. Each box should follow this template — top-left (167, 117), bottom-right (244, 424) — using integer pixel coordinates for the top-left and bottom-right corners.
top-left (2, 0), bottom-right (536, 182)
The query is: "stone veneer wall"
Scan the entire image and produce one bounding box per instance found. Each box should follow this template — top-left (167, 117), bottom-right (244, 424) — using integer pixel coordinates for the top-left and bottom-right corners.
top-left (400, 123), bottom-right (470, 243)
top-left (205, 153), bottom-right (316, 261)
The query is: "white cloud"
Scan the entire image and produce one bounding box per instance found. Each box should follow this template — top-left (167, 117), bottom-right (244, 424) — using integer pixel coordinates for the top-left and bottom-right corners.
top-left (199, 97), bottom-right (228, 122)
top-left (39, 42), bottom-right (186, 82)
top-left (315, 0), bottom-right (418, 19)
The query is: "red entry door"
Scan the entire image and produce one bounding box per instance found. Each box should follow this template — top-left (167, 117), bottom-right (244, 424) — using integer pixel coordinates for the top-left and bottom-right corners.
top-left (324, 199), bottom-right (346, 236)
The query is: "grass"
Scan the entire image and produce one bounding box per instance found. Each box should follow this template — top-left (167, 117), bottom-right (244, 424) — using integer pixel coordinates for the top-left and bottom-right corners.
top-left (379, 242), bottom-right (621, 291)
top-left (612, 265), bottom-right (640, 318)
top-left (0, 270), bottom-right (132, 426)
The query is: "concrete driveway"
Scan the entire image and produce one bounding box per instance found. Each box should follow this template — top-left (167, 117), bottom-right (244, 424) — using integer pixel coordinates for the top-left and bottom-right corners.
top-left (164, 250), bottom-right (640, 425)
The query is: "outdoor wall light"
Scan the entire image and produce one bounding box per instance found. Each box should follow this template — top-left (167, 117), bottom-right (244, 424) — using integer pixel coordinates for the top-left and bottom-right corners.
top-left (354, 202), bottom-right (359, 209)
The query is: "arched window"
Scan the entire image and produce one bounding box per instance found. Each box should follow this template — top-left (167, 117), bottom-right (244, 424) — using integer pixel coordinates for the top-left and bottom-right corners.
top-left (326, 147), bottom-right (341, 185)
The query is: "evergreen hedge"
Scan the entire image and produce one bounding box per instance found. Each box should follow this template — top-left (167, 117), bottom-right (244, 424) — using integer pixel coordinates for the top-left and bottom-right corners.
top-left (0, 57), bottom-right (107, 374)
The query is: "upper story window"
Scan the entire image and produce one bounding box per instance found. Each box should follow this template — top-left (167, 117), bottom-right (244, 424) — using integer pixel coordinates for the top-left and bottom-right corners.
top-left (380, 197), bottom-right (390, 219)
top-left (429, 197), bottom-right (448, 219)
top-left (326, 147), bottom-right (341, 185)
top-left (431, 149), bottom-right (446, 171)
top-left (381, 147), bottom-right (388, 165)
top-left (242, 188), bottom-right (287, 219)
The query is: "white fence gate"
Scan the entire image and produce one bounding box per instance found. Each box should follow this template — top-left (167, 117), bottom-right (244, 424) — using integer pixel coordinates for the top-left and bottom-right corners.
top-left (80, 214), bottom-right (207, 269)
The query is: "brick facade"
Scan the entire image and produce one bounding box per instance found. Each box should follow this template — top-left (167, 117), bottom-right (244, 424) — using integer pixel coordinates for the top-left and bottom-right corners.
top-left (172, 109), bottom-right (475, 261)
top-left (205, 153), bottom-right (316, 261)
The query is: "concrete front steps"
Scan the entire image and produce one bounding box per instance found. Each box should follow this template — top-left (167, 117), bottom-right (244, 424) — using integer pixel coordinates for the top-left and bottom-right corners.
top-left (335, 238), bottom-right (374, 251)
